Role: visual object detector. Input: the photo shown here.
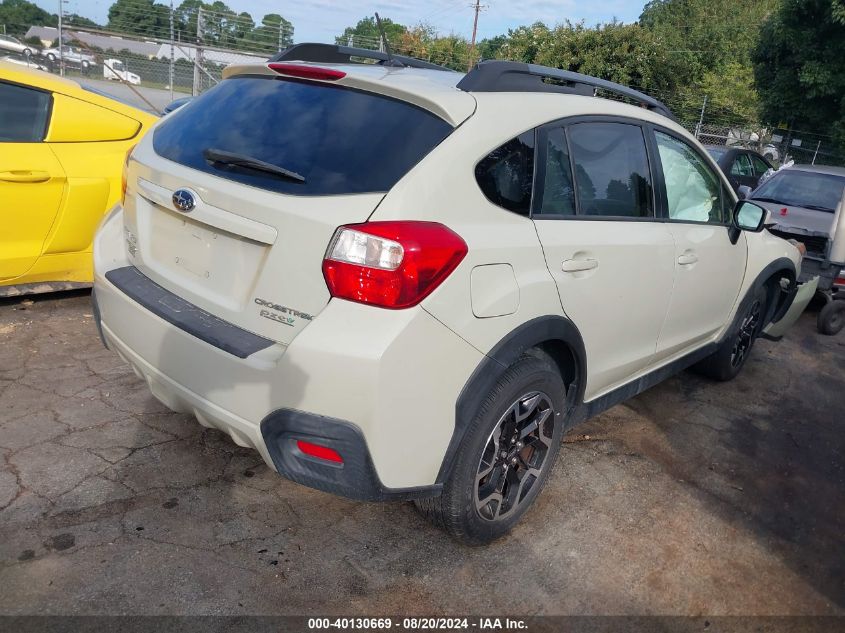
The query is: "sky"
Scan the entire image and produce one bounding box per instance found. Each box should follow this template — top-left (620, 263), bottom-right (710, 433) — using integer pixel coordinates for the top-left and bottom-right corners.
top-left (35, 0), bottom-right (647, 43)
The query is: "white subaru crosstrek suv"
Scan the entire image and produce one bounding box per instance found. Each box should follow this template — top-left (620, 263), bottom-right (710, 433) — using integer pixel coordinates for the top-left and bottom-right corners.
top-left (92, 44), bottom-right (816, 544)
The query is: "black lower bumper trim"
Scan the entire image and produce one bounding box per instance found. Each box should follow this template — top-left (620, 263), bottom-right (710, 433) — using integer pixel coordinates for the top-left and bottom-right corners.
top-left (105, 266), bottom-right (274, 359)
top-left (260, 408), bottom-right (442, 502)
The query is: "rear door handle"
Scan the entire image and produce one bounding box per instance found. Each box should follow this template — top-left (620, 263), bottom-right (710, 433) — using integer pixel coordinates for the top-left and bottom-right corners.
top-left (561, 258), bottom-right (599, 273)
top-left (0, 170), bottom-right (52, 183)
top-left (677, 253), bottom-right (699, 265)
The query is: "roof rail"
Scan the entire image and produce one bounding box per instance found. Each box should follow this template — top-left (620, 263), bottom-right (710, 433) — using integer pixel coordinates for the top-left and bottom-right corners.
top-left (457, 60), bottom-right (676, 121)
top-left (269, 43), bottom-right (455, 73)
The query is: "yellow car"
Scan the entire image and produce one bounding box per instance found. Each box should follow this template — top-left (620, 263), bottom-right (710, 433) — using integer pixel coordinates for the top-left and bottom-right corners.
top-left (0, 61), bottom-right (157, 296)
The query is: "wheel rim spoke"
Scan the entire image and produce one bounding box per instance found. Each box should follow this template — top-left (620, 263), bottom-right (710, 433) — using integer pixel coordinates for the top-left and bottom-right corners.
top-left (474, 390), bottom-right (557, 522)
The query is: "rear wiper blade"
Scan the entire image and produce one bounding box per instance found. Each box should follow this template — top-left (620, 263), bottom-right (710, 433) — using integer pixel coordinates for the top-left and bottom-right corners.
top-left (202, 148), bottom-right (305, 183)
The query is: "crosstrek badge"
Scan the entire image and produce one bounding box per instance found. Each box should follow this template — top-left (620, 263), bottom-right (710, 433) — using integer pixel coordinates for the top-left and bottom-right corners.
top-left (254, 297), bottom-right (313, 326)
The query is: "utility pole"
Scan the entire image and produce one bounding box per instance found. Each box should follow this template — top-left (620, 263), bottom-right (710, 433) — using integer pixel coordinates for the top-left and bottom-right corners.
top-left (812, 140), bottom-right (821, 165)
top-left (468, 0), bottom-right (482, 71)
top-left (169, 0), bottom-right (175, 101)
top-left (694, 94), bottom-right (707, 139)
top-left (57, 0), bottom-right (64, 76)
top-left (193, 6), bottom-right (203, 96)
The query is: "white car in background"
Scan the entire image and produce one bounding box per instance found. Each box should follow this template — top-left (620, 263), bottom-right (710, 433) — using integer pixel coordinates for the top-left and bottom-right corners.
top-left (0, 55), bottom-right (48, 71)
top-left (103, 58), bottom-right (141, 85)
top-left (0, 34), bottom-right (33, 56)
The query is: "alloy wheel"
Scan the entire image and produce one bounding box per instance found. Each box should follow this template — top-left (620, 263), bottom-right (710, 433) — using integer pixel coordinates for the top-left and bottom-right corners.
top-left (730, 299), bottom-right (762, 368)
top-left (474, 391), bottom-right (555, 522)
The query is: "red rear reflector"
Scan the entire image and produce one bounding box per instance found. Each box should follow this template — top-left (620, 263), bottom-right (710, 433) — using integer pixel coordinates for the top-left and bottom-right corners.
top-left (268, 63), bottom-right (346, 81)
top-left (322, 221), bottom-right (468, 309)
top-left (296, 440), bottom-right (343, 463)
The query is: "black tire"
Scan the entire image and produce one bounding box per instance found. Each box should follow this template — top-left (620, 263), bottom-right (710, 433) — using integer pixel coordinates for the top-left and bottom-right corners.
top-left (23, 48), bottom-right (31, 57)
top-left (694, 284), bottom-right (768, 381)
top-left (818, 300), bottom-right (845, 336)
top-left (415, 351), bottom-right (566, 545)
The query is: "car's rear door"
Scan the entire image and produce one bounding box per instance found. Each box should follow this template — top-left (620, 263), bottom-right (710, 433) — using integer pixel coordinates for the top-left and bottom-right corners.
top-left (0, 80), bottom-right (66, 281)
top-left (531, 119), bottom-right (676, 400)
top-left (650, 128), bottom-right (747, 361)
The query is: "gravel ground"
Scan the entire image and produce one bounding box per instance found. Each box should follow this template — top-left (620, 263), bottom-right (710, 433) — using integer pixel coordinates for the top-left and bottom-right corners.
top-left (0, 290), bottom-right (843, 615)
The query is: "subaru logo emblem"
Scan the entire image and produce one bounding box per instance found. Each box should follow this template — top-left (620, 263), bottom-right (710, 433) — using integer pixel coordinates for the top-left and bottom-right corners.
top-left (172, 189), bottom-right (195, 212)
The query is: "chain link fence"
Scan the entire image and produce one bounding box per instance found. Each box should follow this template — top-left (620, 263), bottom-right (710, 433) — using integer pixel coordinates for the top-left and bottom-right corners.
top-left (3, 14), bottom-right (843, 165)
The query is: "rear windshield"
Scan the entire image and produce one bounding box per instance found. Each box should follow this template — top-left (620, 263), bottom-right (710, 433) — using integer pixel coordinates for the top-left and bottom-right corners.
top-left (152, 75), bottom-right (454, 196)
top-left (752, 170), bottom-right (845, 212)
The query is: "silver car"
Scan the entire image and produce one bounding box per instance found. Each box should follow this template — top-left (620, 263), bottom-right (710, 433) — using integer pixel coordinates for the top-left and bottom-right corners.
top-left (750, 165), bottom-right (845, 334)
top-left (0, 34), bottom-right (33, 56)
top-left (42, 45), bottom-right (96, 69)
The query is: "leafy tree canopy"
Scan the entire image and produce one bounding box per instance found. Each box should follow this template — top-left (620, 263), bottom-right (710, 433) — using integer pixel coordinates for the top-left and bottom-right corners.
top-left (0, 0), bottom-right (57, 36)
top-left (753, 0), bottom-right (845, 149)
top-left (107, 0), bottom-right (169, 38)
top-left (336, 16), bottom-right (406, 48)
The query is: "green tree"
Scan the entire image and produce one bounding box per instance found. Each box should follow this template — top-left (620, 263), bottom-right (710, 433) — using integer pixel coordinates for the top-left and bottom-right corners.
top-left (65, 13), bottom-right (101, 28)
top-left (477, 34), bottom-right (507, 61)
top-left (239, 13), bottom-right (293, 51)
top-left (427, 34), bottom-right (471, 71)
top-left (108, 0), bottom-right (169, 38)
top-left (640, 0), bottom-right (778, 77)
top-left (0, 0), bottom-right (57, 36)
top-left (336, 16), bottom-right (406, 49)
top-left (753, 0), bottom-right (845, 153)
top-left (498, 22), bottom-right (551, 64)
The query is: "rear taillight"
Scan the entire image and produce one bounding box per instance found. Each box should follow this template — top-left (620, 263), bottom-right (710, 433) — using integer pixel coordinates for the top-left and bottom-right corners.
top-left (268, 63), bottom-right (346, 81)
top-left (296, 440), bottom-right (343, 464)
top-left (322, 221), bottom-right (467, 309)
top-left (120, 145), bottom-right (135, 205)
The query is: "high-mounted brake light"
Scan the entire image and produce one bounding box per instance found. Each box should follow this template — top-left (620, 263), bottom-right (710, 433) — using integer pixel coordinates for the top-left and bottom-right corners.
top-left (268, 63), bottom-right (346, 81)
top-left (322, 221), bottom-right (468, 309)
top-left (296, 440), bottom-right (343, 464)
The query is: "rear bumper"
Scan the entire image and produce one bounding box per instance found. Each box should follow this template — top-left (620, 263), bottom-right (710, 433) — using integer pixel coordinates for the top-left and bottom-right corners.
top-left (91, 206), bottom-right (484, 496)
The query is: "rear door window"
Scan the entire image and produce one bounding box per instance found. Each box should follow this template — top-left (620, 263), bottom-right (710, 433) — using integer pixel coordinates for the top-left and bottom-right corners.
top-left (730, 153), bottom-right (753, 177)
top-left (152, 76), bottom-right (453, 196)
top-left (751, 154), bottom-right (770, 176)
top-left (567, 122), bottom-right (653, 218)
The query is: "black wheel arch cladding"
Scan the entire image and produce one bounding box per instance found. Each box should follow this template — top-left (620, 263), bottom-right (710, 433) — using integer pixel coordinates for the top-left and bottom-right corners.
top-left (436, 315), bottom-right (586, 485)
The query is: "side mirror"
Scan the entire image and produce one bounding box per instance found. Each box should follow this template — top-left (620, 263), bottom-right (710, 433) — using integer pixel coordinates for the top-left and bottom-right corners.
top-left (737, 185), bottom-right (752, 200)
top-left (729, 200), bottom-right (769, 244)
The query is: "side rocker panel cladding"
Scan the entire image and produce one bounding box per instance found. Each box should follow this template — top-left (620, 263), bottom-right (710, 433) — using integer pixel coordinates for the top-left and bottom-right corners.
top-left (437, 315), bottom-right (586, 484)
top-left (438, 258), bottom-right (795, 487)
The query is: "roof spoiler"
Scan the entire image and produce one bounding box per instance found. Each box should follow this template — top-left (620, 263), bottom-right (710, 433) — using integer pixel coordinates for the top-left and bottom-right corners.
top-left (269, 43), bottom-right (455, 73)
top-left (457, 60), bottom-right (676, 121)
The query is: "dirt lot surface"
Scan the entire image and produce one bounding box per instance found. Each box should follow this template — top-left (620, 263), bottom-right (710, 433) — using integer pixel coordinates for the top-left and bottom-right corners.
top-left (0, 291), bottom-right (843, 615)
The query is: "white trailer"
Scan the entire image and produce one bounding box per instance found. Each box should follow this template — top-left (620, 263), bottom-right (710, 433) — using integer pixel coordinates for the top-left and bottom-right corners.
top-left (103, 58), bottom-right (141, 85)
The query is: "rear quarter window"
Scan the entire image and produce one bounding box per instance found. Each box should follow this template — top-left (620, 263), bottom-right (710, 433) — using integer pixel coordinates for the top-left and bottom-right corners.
top-left (0, 81), bottom-right (51, 142)
top-left (152, 75), bottom-right (453, 196)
